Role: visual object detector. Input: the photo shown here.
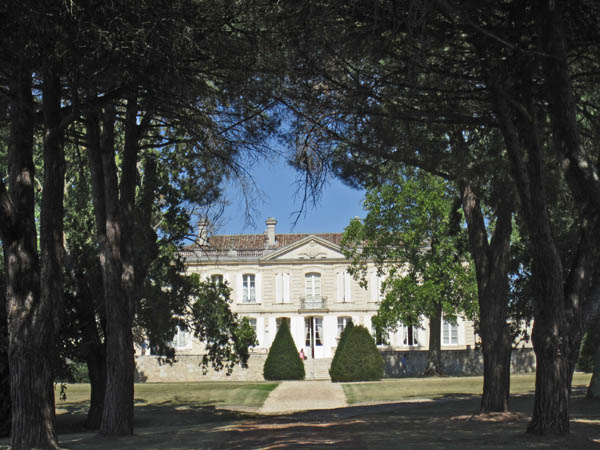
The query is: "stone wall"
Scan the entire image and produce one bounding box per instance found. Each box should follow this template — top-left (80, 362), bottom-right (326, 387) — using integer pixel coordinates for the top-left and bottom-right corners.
top-left (135, 348), bottom-right (536, 382)
top-left (382, 348), bottom-right (536, 378)
top-left (135, 354), bottom-right (267, 382)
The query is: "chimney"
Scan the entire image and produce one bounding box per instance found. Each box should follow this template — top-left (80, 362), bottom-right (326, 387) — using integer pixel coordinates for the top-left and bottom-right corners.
top-left (197, 218), bottom-right (210, 246)
top-left (265, 217), bottom-right (277, 247)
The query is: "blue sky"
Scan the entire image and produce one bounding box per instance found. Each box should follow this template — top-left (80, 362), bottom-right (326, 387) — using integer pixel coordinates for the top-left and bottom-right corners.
top-left (216, 156), bottom-right (366, 235)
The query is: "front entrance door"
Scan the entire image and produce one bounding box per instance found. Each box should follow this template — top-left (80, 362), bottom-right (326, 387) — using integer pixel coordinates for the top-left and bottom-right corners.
top-left (305, 317), bottom-right (323, 358)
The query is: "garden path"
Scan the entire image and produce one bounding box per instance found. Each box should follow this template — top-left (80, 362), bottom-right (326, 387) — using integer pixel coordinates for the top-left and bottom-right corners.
top-left (258, 380), bottom-right (347, 414)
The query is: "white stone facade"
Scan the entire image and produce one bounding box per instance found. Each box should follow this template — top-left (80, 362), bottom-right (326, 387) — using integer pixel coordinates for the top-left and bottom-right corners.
top-left (180, 218), bottom-right (477, 359)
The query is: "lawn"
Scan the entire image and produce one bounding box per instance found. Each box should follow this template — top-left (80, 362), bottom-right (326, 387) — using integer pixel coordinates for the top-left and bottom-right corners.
top-left (342, 372), bottom-right (593, 404)
top-left (56, 381), bottom-right (279, 410)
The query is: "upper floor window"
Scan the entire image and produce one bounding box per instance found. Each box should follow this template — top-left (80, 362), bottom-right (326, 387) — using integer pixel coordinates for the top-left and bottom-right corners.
top-left (305, 273), bottom-right (321, 301)
top-left (370, 272), bottom-right (383, 302)
top-left (336, 270), bottom-right (353, 303)
top-left (442, 320), bottom-right (459, 345)
top-left (242, 274), bottom-right (256, 303)
top-left (275, 272), bottom-right (291, 303)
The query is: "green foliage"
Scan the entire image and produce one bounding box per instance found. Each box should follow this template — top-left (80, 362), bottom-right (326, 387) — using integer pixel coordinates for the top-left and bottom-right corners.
top-left (188, 278), bottom-right (257, 374)
top-left (329, 320), bottom-right (354, 379)
top-left (263, 321), bottom-right (305, 381)
top-left (342, 167), bottom-right (478, 333)
top-left (329, 325), bottom-right (384, 382)
top-left (578, 325), bottom-right (600, 372)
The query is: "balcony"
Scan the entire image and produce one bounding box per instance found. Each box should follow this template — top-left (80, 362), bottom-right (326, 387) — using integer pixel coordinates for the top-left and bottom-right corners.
top-left (299, 296), bottom-right (329, 312)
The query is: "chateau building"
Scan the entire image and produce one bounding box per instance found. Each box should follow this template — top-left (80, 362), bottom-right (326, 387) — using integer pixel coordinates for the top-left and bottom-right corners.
top-left (180, 217), bottom-right (476, 359)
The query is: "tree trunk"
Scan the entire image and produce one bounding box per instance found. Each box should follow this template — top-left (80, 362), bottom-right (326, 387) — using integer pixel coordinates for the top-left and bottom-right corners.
top-left (480, 331), bottom-right (512, 412)
top-left (526, 317), bottom-right (573, 434)
top-left (459, 182), bottom-right (513, 413)
top-left (423, 303), bottom-right (443, 376)
top-left (4, 64), bottom-right (63, 450)
top-left (0, 269), bottom-right (10, 438)
top-left (99, 246), bottom-right (134, 436)
top-left (86, 106), bottom-right (135, 435)
top-left (84, 345), bottom-right (106, 429)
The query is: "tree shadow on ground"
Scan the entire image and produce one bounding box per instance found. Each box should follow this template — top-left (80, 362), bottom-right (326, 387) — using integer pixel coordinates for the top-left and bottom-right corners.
top-left (54, 399), bottom-right (250, 436)
top-left (3, 391), bottom-right (596, 450)
top-left (220, 392), bottom-right (599, 450)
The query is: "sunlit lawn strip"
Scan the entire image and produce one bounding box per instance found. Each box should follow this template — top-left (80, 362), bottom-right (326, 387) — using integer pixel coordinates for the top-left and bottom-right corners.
top-left (56, 381), bottom-right (279, 409)
top-left (342, 372), bottom-right (592, 405)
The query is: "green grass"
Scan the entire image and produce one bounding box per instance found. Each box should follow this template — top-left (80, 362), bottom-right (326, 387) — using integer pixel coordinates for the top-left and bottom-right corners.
top-left (342, 372), bottom-right (593, 404)
top-left (56, 381), bottom-right (279, 409)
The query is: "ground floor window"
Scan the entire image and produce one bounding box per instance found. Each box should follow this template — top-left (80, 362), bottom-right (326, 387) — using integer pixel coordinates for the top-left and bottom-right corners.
top-left (276, 317), bottom-right (290, 330)
top-left (172, 326), bottom-right (191, 349)
top-left (442, 320), bottom-right (459, 345)
top-left (246, 317), bottom-right (257, 334)
top-left (210, 274), bottom-right (224, 285)
top-left (305, 317), bottom-right (323, 347)
top-left (372, 317), bottom-right (388, 346)
top-left (337, 316), bottom-right (352, 337)
top-left (402, 325), bottom-right (419, 346)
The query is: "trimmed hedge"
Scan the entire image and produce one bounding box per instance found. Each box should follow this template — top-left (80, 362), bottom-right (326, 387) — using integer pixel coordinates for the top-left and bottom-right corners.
top-left (263, 321), bottom-right (305, 380)
top-left (329, 325), bottom-right (384, 382)
top-left (329, 320), bottom-right (354, 379)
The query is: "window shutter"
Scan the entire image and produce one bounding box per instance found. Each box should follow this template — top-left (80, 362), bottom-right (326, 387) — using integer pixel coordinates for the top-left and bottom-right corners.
top-left (344, 271), bottom-right (352, 302)
top-left (283, 273), bottom-right (290, 303)
top-left (237, 274), bottom-right (243, 303)
top-left (275, 273), bottom-right (283, 303)
top-left (336, 272), bottom-right (344, 302)
top-left (256, 273), bottom-right (262, 303)
top-left (370, 272), bottom-right (378, 302)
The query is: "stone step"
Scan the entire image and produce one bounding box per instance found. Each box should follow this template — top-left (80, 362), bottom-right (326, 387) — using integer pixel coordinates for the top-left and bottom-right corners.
top-left (303, 358), bottom-right (332, 380)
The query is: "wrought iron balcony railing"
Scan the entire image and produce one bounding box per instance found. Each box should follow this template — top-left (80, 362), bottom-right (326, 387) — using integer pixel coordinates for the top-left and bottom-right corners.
top-left (299, 296), bottom-right (328, 311)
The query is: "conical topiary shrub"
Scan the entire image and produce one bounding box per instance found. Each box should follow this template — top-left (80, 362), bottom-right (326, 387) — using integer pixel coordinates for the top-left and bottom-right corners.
top-left (329, 325), bottom-right (384, 382)
top-left (329, 320), bottom-right (354, 379)
top-left (263, 321), bottom-right (305, 380)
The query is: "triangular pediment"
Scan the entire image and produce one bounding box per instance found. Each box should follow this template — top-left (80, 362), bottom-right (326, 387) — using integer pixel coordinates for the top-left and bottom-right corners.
top-left (261, 235), bottom-right (345, 261)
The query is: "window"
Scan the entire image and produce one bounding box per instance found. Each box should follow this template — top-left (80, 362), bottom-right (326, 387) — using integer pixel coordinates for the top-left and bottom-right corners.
top-left (442, 320), bottom-right (459, 345)
top-left (247, 317), bottom-right (257, 334)
top-left (372, 317), bottom-right (388, 346)
top-left (211, 274), bottom-right (224, 285)
top-left (304, 273), bottom-right (321, 301)
top-left (276, 317), bottom-right (290, 330)
top-left (242, 274), bottom-right (256, 303)
top-left (172, 326), bottom-right (191, 349)
top-left (370, 272), bottom-right (383, 302)
top-left (305, 317), bottom-right (323, 346)
top-left (337, 316), bottom-right (352, 337)
top-left (336, 271), bottom-right (352, 302)
top-left (275, 273), bottom-right (290, 303)
top-left (402, 326), bottom-right (419, 346)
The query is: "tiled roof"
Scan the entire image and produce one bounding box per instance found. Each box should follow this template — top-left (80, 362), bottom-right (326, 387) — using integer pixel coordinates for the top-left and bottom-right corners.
top-left (193, 233), bottom-right (343, 250)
